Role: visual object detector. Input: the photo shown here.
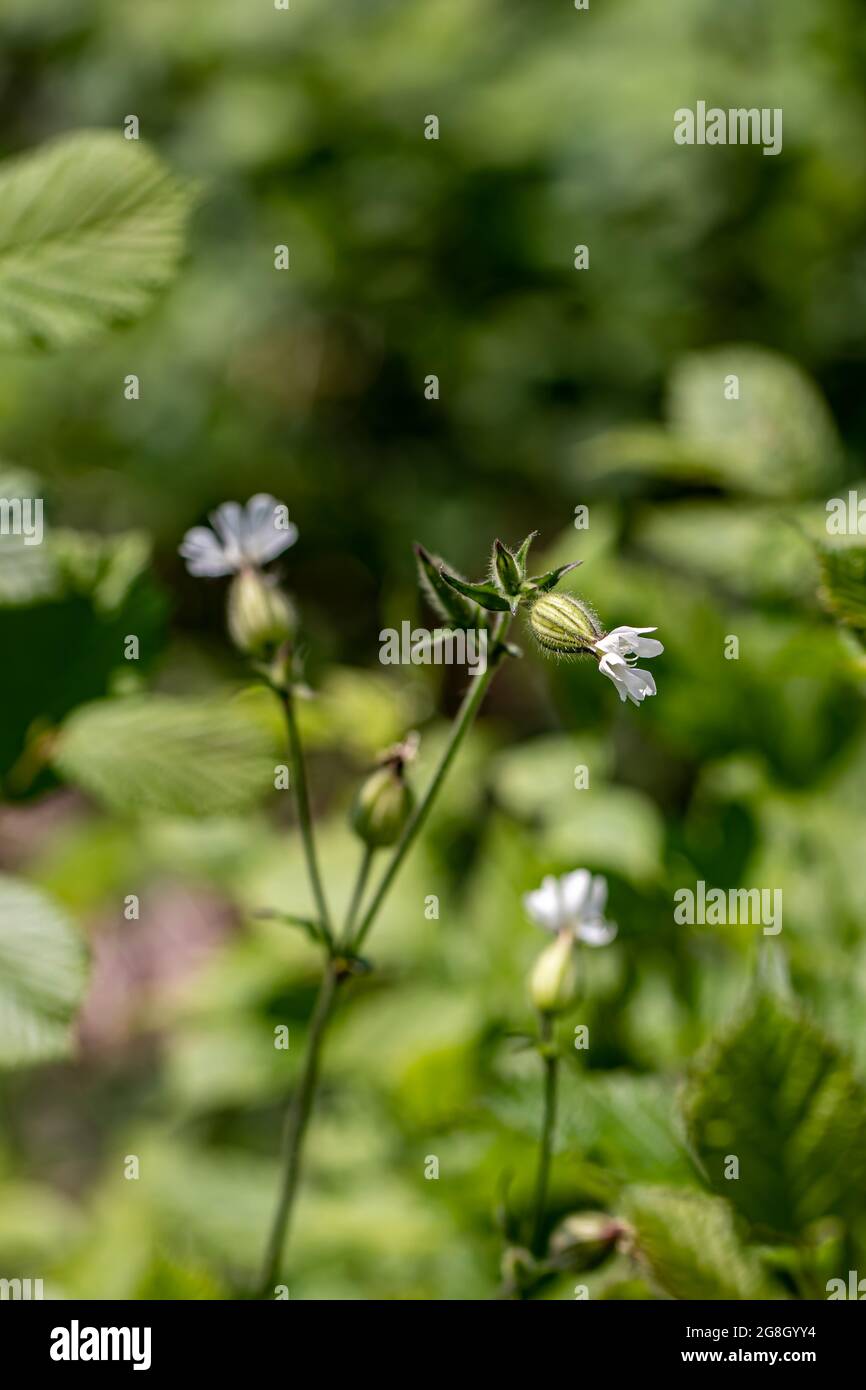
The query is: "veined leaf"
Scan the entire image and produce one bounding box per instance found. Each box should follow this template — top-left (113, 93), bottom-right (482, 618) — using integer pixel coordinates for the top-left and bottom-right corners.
top-left (0, 130), bottom-right (195, 350)
top-left (0, 874), bottom-right (87, 1068)
top-left (622, 1186), bottom-right (776, 1301)
top-left (682, 992), bottom-right (866, 1239)
top-left (53, 694), bottom-right (277, 817)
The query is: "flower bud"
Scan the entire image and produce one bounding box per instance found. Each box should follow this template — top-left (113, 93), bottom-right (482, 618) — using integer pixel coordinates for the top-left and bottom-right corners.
top-left (529, 930), bottom-right (578, 1014)
top-left (493, 538), bottom-right (523, 597)
top-left (350, 762), bottom-right (414, 848)
top-left (227, 568), bottom-right (296, 657)
top-left (529, 592), bottom-right (604, 656)
top-left (548, 1212), bottom-right (625, 1270)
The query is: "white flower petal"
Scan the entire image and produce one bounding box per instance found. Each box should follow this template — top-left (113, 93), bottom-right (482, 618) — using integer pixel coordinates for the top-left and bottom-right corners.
top-left (598, 653), bottom-right (630, 702)
top-left (620, 665), bottom-right (656, 705)
top-left (209, 502), bottom-right (246, 570)
top-left (244, 495), bottom-right (298, 565)
top-left (560, 868), bottom-right (592, 919)
top-left (596, 625), bottom-right (663, 661)
top-left (586, 874), bottom-right (608, 917)
top-left (523, 875), bottom-right (564, 932)
top-left (577, 920), bottom-right (618, 947)
top-left (179, 526), bottom-right (235, 577)
top-left (635, 636), bottom-right (664, 658)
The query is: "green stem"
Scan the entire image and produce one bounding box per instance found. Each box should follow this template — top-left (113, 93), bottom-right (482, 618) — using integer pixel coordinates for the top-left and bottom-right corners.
top-left (342, 844), bottom-right (375, 947)
top-left (531, 1013), bottom-right (559, 1256)
top-left (256, 617), bottom-right (511, 1293)
top-left (281, 685), bottom-right (334, 948)
top-left (254, 963), bottom-right (339, 1298)
top-left (350, 615), bottom-right (510, 954)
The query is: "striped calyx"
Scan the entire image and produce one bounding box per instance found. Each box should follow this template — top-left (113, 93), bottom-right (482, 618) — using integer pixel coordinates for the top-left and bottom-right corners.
top-left (529, 592), bottom-right (604, 655)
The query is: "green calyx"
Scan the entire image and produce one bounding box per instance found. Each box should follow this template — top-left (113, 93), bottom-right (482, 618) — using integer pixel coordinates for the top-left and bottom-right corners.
top-left (430, 531), bottom-right (583, 617)
top-left (528, 592), bottom-right (604, 656)
top-left (228, 567), bottom-right (296, 658)
top-left (350, 734), bottom-right (418, 848)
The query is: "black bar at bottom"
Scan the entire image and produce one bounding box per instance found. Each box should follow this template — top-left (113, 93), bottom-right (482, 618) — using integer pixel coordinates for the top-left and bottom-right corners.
top-left (1, 1297), bottom-right (862, 1374)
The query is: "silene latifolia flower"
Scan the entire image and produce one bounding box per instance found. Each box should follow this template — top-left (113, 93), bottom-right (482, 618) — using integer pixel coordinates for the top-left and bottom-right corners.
top-left (528, 593), bottom-right (663, 707)
top-left (524, 869), bottom-right (617, 1014)
top-left (180, 494), bottom-right (298, 577)
top-left (179, 495), bottom-right (298, 658)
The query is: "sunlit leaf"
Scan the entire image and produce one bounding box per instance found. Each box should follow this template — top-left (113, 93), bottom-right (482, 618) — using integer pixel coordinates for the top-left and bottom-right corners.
top-left (0, 874), bottom-right (87, 1067)
top-left (0, 130), bottom-right (195, 350)
top-left (53, 694), bottom-right (277, 817)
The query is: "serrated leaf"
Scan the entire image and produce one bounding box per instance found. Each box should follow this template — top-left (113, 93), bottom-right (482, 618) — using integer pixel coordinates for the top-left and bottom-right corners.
top-left (682, 992), bottom-right (866, 1239)
top-left (622, 1186), bottom-right (776, 1301)
top-left (0, 874), bottom-right (87, 1067)
top-left (53, 694), bottom-right (277, 817)
top-left (0, 130), bottom-right (194, 350)
top-left (817, 544), bottom-right (866, 638)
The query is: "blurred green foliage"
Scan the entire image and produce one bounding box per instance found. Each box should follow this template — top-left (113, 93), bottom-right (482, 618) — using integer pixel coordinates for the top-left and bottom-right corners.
top-left (1, 0), bottom-right (866, 1300)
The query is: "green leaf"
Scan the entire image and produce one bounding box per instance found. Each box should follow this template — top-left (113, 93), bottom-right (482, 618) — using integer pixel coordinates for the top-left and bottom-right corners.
top-left (622, 1186), bottom-right (776, 1301)
top-left (682, 992), bottom-right (866, 1239)
top-left (256, 909), bottom-right (325, 945)
top-left (53, 694), bottom-right (277, 817)
top-left (414, 543), bottom-right (485, 630)
top-left (439, 568), bottom-right (511, 611)
top-left (528, 559), bottom-right (583, 594)
top-left (0, 130), bottom-right (195, 350)
top-left (0, 874), bottom-right (87, 1067)
top-left (513, 530), bottom-right (538, 571)
top-left (668, 345), bottom-right (841, 498)
top-left (817, 544), bottom-right (866, 638)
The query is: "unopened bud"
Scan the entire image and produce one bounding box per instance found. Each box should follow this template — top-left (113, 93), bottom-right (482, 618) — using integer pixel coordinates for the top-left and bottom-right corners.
top-left (351, 762), bottom-right (413, 848)
top-left (529, 592), bottom-right (604, 656)
top-left (548, 1212), bottom-right (624, 1270)
top-left (530, 930), bottom-right (578, 1014)
top-left (227, 568), bottom-right (296, 657)
top-left (493, 538), bottom-right (523, 597)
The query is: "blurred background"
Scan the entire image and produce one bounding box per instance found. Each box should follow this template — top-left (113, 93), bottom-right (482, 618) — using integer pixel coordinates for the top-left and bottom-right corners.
top-left (1, 0), bottom-right (866, 1299)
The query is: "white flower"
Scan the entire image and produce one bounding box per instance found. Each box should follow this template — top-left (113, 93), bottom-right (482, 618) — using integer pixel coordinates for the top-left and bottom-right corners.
top-left (523, 869), bottom-right (617, 946)
top-left (179, 495), bottom-right (298, 578)
top-left (593, 625), bottom-right (663, 706)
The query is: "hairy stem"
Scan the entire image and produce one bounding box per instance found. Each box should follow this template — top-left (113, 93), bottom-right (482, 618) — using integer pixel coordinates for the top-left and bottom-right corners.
top-left (254, 963), bottom-right (338, 1298)
top-left (281, 685), bottom-right (334, 948)
top-left (531, 1013), bottom-right (559, 1256)
top-left (350, 615), bottom-right (510, 954)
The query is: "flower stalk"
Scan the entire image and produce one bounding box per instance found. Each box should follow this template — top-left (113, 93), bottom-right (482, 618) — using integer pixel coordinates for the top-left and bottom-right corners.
top-left (255, 613), bottom-right (512, 1293)
top-left (350, 613), bottom-right (511, 954)
top-left (280, 681), bottom-right (334, 950)
top-left (530, 1012), bottom-right (560, 1256)
top-left (254, 962), bottom-right (339, 1298)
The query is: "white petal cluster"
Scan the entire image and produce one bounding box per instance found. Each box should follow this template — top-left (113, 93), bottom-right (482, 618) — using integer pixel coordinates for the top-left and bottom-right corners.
top-left (594, 626), bottom-right (663, 706)
top-left (524, 869), bottom-right (617, 946)
top-left (180, 495), bottom-right (297, 577)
